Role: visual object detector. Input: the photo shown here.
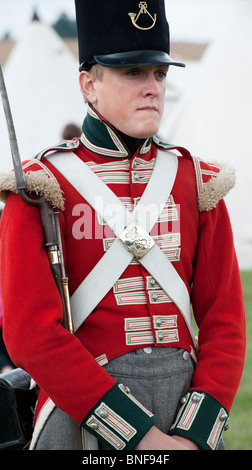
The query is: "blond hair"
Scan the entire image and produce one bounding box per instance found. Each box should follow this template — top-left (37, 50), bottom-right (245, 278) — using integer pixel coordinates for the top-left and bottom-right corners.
top-left (81, 64), bottom-right (104, 104)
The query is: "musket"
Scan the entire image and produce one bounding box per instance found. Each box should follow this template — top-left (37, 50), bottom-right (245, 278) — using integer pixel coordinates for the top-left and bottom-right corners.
top-left (0, 64), bottom-right (74, 334)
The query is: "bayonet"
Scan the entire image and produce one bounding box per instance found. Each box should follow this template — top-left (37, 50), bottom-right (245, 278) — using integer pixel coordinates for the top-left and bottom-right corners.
top-left (0, 64), bottom-right (26, 193)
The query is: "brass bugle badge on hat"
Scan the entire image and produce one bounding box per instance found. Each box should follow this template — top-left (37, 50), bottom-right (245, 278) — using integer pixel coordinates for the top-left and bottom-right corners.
top-left (129, 2), bottom-right (157, 31)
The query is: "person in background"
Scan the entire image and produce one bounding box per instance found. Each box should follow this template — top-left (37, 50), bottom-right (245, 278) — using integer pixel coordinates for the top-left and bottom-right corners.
top-left (62, 123), bottom-right (81, 141)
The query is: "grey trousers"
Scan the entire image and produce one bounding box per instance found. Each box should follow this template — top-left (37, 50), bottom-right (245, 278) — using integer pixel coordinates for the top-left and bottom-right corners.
top-left (35, 348), bottom-right (195, 449)
top-left (35, 347), bottom-right (224, 449)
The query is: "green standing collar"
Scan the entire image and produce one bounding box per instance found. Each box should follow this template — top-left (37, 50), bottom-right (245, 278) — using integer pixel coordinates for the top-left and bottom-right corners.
top-left (81, 106), bottom-right (152, 159)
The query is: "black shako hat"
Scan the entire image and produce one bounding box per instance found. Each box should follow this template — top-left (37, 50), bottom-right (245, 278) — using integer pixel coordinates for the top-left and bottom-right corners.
top-left (74, 0), bottom-right (185, 71)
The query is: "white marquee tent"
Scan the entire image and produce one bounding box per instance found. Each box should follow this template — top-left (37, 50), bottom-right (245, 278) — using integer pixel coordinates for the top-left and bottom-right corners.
top-left (0, 16), bottom-right (86, 173)
top-left (160, 0), bottom-right (252, 269)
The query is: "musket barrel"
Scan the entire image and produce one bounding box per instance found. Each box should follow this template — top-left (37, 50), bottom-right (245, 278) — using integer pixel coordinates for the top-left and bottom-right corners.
top-left (62, 277), bottom-right (74, 334)
top-left (0, 64), bottom-right (74, 336)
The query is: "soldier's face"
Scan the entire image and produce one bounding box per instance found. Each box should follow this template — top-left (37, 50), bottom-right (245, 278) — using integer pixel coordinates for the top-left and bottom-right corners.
top-left (82, 65), bottom-right (168, 138)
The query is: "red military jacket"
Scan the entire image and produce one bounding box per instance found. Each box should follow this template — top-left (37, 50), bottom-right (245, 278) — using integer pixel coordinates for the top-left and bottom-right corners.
top-left (0, 106), bottom-right (246, 450)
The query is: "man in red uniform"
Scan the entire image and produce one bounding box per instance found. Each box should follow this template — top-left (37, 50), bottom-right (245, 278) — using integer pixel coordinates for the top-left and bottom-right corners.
top-left (0, 0), bottom-right (246, 450)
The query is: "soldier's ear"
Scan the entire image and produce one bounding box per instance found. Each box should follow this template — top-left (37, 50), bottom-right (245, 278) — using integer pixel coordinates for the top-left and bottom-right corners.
top-left (79, 71), bottom-right (98, 105)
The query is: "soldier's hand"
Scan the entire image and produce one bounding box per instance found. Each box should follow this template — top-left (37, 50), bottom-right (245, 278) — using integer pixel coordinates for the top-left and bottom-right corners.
top-left (135, 426), bottom-right (199, 450)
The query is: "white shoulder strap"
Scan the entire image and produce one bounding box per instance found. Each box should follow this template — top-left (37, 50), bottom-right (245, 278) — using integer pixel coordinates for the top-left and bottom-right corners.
top-left (46, 150), bottom-right (195, 345)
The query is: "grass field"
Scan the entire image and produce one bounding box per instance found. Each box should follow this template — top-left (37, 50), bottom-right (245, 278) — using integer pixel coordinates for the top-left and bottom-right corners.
top-left (223, 271), bottom-right (252, 450)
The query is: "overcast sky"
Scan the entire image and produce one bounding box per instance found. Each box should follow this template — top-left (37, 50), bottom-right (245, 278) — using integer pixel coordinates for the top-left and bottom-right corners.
top-left (0, 0), bottom-right (75, 39)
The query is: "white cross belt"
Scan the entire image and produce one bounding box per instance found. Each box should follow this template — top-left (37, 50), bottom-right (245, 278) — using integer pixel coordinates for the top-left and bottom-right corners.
top-left (46, 150), bottom-right (195, 344)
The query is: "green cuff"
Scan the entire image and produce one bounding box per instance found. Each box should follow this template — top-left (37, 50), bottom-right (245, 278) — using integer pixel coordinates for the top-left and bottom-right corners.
top-left (81, 383), bottom-right (156, 450)
top-left (169, 390), bottom-right (229, 450)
